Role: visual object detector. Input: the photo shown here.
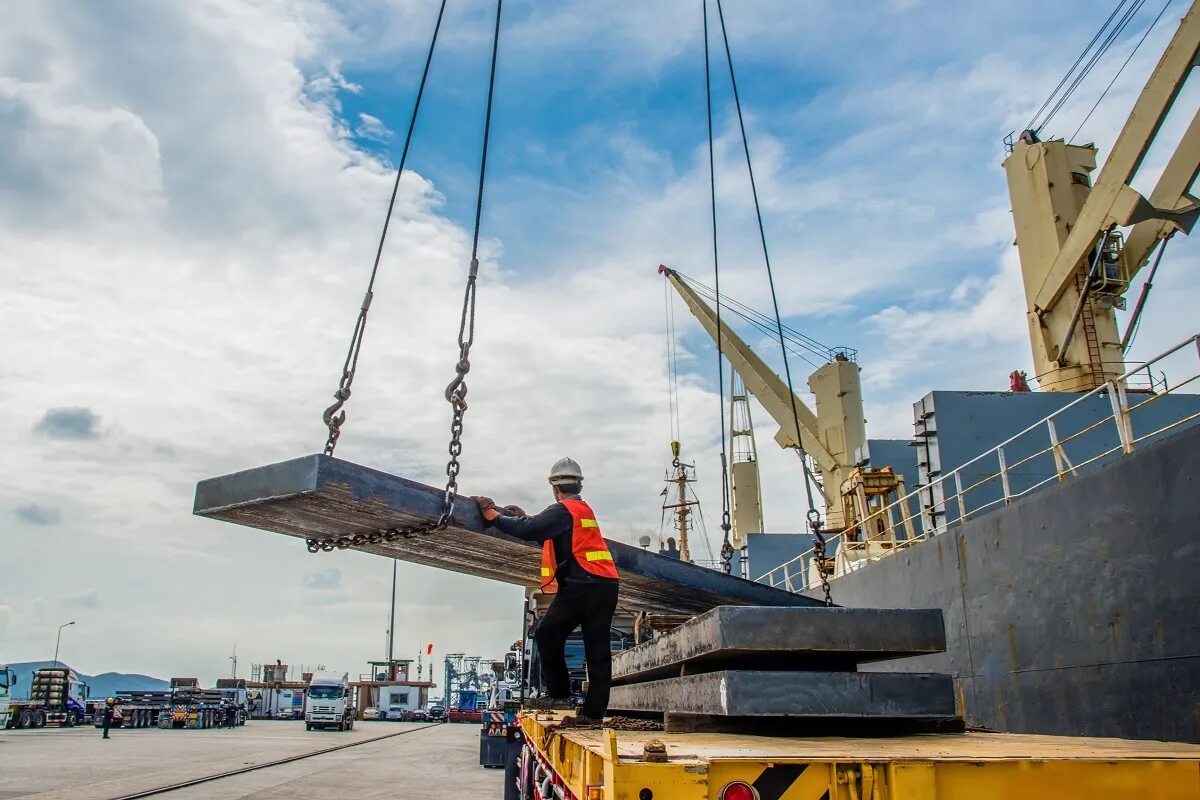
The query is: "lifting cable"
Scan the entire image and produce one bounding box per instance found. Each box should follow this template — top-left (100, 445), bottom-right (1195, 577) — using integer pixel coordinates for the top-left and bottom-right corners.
top-left (1032, 0), bottom-right (1151, 137)
top-left (1025, 0), bottom-right (1130, 134)
top-left (308, 0), bottom-right (504, 553)
top-left (674, 270), bottom-right (855, 368)
top-left (321, 0), bottom-right (450, 457)
top-left (710, 0), bottom-right (832, 603)
top-left (702, 0), bottom-right (736, 575)
top-left (1070, 0), bottom-right (1176, 143)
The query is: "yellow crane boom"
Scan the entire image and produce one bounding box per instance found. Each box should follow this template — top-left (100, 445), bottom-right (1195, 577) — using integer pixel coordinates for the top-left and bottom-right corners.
top-left (659, 265), bottom-right (867, 528)
top-left (1005, 1), bottom-right (1200, 391)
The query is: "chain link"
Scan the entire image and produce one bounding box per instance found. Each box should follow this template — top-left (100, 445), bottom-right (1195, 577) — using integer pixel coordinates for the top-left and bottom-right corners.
top-left (807, 508), bottom-right (833, 606)
top-left (309, 0), bottom-right (500, 555)
top-left (307, 269), bottom-right (478, 554)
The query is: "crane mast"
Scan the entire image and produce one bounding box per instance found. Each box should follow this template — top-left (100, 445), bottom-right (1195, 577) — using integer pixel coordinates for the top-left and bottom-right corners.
top-left (728, 372), bottom-right (764, 555)
top-left (1004, 2), bottom-right (1200, 391)
top-left (661, 441), bottom-right (700, 562)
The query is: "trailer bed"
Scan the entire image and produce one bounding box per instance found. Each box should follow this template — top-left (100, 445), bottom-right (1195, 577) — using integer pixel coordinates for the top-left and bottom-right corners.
top-left (519, 712), bottom-right (1200, 799)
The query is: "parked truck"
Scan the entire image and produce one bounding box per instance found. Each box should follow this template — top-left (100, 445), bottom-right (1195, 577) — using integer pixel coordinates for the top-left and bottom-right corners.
top-left (0, 665), bottom-right (15, 729)
top-left (304, 671), bottom-right (355, 731)
top-left (94, 678), bottom-right (237, 730)
top-left (6, 667), bottom-right (91, 729)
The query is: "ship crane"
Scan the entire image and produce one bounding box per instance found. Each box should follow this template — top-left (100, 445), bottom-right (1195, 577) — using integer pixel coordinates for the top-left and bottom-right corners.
top-left (659, 267), bottom-right (912, 551)
top-left (1005, 1), bottom-right (1200, 392)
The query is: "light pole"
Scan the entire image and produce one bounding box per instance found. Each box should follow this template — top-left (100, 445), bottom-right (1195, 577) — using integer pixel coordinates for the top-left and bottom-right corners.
top-left (386, 559), bottom-right (397, 679)
top-left (53, 621), bottom-right (76, 669)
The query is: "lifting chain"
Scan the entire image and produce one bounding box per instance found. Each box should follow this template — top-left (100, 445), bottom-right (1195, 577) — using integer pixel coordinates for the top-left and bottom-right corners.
top-left (808, 508), bottom-right (833, 606)
top-left (307, 0), bottom-right (501, 555)
top-left (719, 452), bottom-right (734, 574)
top-left (306, 259), bottom-right (479, 554)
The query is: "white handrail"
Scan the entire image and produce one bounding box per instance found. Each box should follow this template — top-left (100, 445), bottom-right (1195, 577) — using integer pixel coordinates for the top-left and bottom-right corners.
top-left (757, 334), bottom-right (1200, 591)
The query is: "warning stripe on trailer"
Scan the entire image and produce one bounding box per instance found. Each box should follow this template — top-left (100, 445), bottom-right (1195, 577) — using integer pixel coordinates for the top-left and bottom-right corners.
top-left (751, 763), bottom-right (830, 800)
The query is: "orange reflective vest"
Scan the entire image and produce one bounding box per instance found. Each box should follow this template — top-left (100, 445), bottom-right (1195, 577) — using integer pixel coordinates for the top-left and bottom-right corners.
top-left (539, 498), bottom-right (618, 592)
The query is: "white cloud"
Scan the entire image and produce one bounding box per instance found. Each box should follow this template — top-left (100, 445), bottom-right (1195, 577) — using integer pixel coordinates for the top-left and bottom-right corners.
top-left (354, 111), bottom-right (391, 142)
top-left (2, 0), bottom-right (1195, 682)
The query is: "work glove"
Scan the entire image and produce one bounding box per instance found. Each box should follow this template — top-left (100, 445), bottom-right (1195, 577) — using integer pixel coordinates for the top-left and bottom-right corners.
top-left (502, 504), bottom-right (527, 518)
top-left (471, 495), bottom-right (497, 512)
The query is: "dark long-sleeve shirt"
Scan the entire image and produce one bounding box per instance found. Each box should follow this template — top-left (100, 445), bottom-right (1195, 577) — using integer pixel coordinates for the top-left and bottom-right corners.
top-left (491, 496), bottom-right (618, 587)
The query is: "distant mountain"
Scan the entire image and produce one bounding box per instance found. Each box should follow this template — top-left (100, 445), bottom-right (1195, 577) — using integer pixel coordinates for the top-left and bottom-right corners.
top-left (6, 661), bottom-right (168, 700)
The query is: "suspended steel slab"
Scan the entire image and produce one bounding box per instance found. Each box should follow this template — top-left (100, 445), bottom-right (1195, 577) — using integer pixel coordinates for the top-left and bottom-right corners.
top-left (612, 606), bottom-right (947, 684)
top-left (193, 454), bottom-right (822, 615)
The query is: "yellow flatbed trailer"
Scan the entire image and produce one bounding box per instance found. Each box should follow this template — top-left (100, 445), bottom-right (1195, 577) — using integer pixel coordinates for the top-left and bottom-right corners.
top-left (519, 712), bottom-right (1200, 800)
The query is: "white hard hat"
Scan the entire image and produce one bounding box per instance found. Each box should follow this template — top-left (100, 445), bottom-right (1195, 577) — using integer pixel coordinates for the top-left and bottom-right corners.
top-left (548, 457), bottom-right (584, 485)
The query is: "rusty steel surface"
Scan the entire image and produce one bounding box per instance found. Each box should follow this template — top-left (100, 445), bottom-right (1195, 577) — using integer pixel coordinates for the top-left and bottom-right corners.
top-left (612, 606), bottom-right (947, 684)
top-left (193, 454), bottom-right (822, 616)
top-left (608, 669), bottom-right (958, 719)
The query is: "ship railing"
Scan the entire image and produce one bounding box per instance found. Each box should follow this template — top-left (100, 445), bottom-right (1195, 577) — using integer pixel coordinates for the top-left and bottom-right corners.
top-left (759, 333), bottom-right (1200, 593)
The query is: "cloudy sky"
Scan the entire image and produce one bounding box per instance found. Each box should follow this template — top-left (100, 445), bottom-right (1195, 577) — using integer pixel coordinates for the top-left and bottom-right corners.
top-left (3, 0), bottom-right (1197, 685)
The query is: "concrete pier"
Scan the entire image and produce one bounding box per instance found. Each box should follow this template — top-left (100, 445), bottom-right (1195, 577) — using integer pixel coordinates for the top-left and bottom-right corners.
top-left (0, 721), bottom-right (500, 800)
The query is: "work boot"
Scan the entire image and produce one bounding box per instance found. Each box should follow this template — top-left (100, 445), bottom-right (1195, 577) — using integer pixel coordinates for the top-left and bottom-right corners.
top-left (524, 696), bottom-right (573, 711)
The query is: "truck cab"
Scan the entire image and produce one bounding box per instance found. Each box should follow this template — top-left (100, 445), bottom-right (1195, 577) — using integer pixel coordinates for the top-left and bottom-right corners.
top-left (304, 671), bottom-right (354, 731)
top-left (0, 666), bottom-right (15, 728)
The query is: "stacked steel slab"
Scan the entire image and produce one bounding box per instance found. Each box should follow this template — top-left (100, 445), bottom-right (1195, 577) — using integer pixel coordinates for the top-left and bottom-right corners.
top-left (192, 455), bottom-right (822, 615)
top-left (609, 606), bottom-right (961, 733)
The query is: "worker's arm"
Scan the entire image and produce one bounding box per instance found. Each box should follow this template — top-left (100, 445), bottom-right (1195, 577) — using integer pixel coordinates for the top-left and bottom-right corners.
top-left (487, 503), bottom-right (571, 543)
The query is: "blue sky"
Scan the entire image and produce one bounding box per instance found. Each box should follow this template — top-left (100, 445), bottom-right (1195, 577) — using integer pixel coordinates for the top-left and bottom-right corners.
top-left (3, 0), bottom-right (1197, 682)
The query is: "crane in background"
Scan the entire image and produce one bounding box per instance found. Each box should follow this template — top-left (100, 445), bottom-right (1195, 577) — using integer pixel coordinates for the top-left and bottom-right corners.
top-left (659, 266), bottom-right (913, 555)
top-left (1005, 2), bottom-right (1199, 391)
top-left (728, 372), bottom-right (764, 574)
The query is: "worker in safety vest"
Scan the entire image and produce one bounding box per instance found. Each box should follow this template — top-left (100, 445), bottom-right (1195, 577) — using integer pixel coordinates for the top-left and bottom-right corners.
top-left (473, 457), bottom-right (619, 725)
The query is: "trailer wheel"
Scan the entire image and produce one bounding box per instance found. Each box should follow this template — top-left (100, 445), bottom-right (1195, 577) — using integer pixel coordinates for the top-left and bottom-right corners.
top-left (32, 711), bottom-right (46, 728)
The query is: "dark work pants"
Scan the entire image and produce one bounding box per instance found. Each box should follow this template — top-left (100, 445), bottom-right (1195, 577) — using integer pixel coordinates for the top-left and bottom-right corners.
top-left (534, 580), bottom-right (619, 720)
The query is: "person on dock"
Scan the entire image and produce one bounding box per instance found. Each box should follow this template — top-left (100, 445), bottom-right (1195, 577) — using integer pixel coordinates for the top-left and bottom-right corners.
top-left (474, 458), bottom-right (619, 726)
top-left (101, 697), bottom-right (116, 739)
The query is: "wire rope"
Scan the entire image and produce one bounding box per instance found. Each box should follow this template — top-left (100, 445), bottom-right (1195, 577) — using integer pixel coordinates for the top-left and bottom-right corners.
top-left (1070, 0), bottom-right (1176, 143)
top-left (702, 0), bottom-right (736, 574)
top-left (321, 0), bottom-right (450, 454)
top-left (713, 0), bottom-right (832, 603)
top-left (1039, 0), bottom-right (1149, 135)
top-left (1026, 0), bottom-right (1131, 133)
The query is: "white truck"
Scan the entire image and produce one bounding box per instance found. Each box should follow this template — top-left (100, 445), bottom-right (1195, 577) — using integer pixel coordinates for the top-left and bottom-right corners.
top-left (304, 671), bottom-right (354, 731)
top-left (0, 666), bottom-right (15, 729)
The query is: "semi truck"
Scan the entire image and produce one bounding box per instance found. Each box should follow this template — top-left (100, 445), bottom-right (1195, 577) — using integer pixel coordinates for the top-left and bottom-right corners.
top-left (304, 670), bottom-right (355, 731)
top-left (6, 667), bottom-right (91, 729)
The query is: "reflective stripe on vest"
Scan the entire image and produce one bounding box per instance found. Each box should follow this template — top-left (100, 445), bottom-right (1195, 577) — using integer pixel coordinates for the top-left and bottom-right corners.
top-left (560, 498), bottom-right (619, 580)
top-left (540, 541), bottom-right (559, 594)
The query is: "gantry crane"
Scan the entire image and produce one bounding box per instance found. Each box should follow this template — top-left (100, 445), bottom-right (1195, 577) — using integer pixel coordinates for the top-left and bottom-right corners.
top-left (1004, 1), bottom-right (1200, 392)
top-left (659, 266), bottom-right (907, 540)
